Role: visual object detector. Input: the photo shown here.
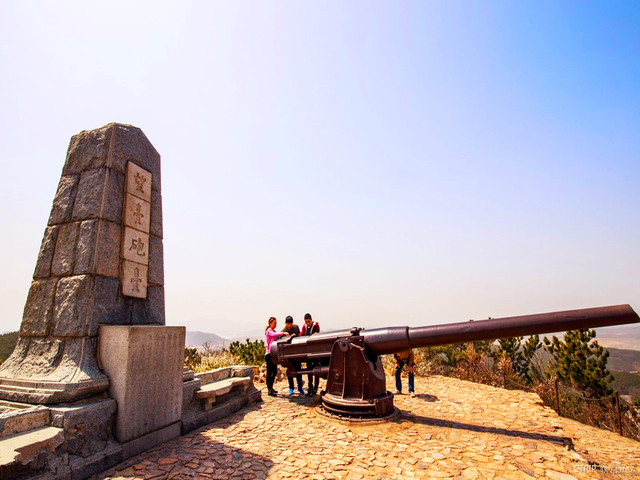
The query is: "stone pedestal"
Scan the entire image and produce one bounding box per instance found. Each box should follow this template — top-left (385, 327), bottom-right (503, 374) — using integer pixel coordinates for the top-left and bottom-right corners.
top-left (98, 326), bottom-right (184, 444)
top-left (0, 124), bottom-right (165, 404)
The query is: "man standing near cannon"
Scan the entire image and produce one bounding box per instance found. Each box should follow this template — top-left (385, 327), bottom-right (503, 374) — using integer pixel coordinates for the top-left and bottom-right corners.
top-left (282, 316), bottom-right (305, 395)
top-left (394, 350), bottom-right (416, 397)
top-left (301, 313), bottom-right (321, 396)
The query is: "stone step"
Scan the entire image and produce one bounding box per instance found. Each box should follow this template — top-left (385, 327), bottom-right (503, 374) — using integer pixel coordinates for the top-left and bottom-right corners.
top-left (194, 377), bottom-right (251, 410)
top-left (0, 426), bottom-right (64, 471)
top-left (0, 405), bottom-right (50, 439)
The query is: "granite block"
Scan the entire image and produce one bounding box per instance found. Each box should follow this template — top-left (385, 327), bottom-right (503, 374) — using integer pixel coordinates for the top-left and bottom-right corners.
top-left (98, 326), bottom-right (184, 443)
top-left (109, 125), bottom-right (161, 193)
top-left (34, 226), bottom-right (59, 279)
top-left (20, 279), bottom-right (58, 337)
top-left (92, 276), bottom-right (128, 325)
top-left (52, 275), bottom-right (94, 337)
top-left (94, 221), bottom-right (121, 279)
top-left (71, 168), bottom-right (124, 223)
top-left (130, 285), bottom-right (164, 324)
top-left (148, 236), bottom-right (163, 286)
top-left (49, 175), bottom-right (79, 225)
top-left (49, 399), bottom-right (116, 457)
top-left (73, 220), bottom-right (98, 275)
top-left (150, 190), bottom-right (163, 239)
top-left (51, 222), bottom-right (79, 277)
top-left (71, 168), bottom-right (106, 222)
top-left (101, 169), bottom-right (125, 224)
top-left (62, 127), bottom-right (112, 175)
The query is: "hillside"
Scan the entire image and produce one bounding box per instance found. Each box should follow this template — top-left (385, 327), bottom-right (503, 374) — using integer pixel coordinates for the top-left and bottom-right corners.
top-left (0, 331), bottom-right (18, 364)
top-left (606, 347), bottom-right (640, 373)
top-left (185, 331), bottom-right (228, 348)
top-left (611, 371), bottom-right (640, 402)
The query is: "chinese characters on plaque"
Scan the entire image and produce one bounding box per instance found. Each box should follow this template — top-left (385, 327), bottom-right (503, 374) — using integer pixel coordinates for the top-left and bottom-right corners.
top-left (121, 162), bottom-right (152, 298)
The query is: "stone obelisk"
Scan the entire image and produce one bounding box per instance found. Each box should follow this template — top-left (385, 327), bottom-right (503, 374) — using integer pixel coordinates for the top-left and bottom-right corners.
top-left (0, 123), bottom-right (165, 404)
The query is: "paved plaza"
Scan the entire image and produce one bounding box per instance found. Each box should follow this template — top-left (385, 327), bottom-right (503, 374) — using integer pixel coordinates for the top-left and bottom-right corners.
top-left (92, 375), bottom-right (640, 480)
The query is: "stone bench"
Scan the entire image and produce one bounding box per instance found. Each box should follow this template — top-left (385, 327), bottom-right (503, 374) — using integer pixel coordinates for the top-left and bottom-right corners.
top-left (195, 376), bottom-right (251, 410)
top-left (181, 366), bottom-right (261, 434)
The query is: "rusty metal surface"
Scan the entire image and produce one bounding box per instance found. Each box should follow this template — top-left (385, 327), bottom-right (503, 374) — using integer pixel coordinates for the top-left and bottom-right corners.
top-left (367, 304), bottom-right (640, 356)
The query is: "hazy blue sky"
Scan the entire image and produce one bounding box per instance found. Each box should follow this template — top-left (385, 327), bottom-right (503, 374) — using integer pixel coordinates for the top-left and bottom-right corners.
top-left (1, 2), bottom-right (638, 338)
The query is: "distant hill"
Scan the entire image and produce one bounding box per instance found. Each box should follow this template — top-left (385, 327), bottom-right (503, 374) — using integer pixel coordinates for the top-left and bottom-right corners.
top-left (185, 331), bottom-right (228, 348)
top-left (0, 331), bottom-right (18, 364)
top-left (611, 371), bottom-right (640, 402)
top-left (606, 348), bottom-right (640, 373)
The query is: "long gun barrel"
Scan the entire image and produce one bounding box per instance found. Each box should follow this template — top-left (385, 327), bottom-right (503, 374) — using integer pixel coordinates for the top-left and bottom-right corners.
top-left (272, 304), bottom-right (639, 419)
top-left (363, 304), bottom-right (638, 355)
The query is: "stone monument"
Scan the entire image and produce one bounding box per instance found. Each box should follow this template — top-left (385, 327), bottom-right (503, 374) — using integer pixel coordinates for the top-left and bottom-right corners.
top-left (0, 124), bottom-right (259, 480)
top-left (0, 123), bottom-right (166, 404)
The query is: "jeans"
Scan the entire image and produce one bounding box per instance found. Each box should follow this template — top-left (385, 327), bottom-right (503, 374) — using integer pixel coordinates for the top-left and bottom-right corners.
top-left (265, 353), bottom-right (277, 391)
top-left (306, 361), bottom-right (320, 392)
top-left (287, 363), bottom-right (304, 390)
top-left (395, 360), bottom-right (414, 393)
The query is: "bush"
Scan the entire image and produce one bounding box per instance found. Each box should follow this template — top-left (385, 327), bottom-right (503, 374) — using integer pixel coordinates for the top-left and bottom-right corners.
top-left (184, 347), bottom-right (202, 370)
top-left (226, 339), bottom-right (265, 366)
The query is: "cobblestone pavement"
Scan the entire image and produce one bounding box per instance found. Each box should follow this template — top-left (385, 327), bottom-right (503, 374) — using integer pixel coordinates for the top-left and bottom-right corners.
top-left (93, 376), bottom-right (640, 480)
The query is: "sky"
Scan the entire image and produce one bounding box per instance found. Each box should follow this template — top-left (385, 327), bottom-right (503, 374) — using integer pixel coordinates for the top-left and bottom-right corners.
top-left (0, 2), bottom-right (639, 339)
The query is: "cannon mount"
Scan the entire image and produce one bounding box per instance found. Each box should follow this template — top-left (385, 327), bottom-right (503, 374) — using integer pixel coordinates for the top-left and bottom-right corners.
top-left (272, 305), bottom-right (640, 420)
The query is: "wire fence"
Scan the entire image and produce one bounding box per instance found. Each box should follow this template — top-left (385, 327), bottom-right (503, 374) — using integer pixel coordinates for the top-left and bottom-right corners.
top-left (389, 352), bottom-right (640, 440)
top-left (502, 374), bottom-right (639, 441)
top-left (424, 357), bottom-right (640, 441)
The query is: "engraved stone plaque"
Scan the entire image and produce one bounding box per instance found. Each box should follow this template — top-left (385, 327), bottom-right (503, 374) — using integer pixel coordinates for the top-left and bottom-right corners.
top-left (121, 161), bottom-right (153, 299)
top-left (124, 193), bottom-right (151, 233)
top-left (121, 260), bottom-right (148, 298)
top-left (127, 162), bottom-right (152, 202)
top-left (122, 227), bottom-right (149, 265)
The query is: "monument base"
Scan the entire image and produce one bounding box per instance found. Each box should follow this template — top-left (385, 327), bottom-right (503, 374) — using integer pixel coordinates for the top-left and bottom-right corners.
top-left (0, 337), bottom-right (108, 405)
top-left (98, 325), bottom-right (184, 443)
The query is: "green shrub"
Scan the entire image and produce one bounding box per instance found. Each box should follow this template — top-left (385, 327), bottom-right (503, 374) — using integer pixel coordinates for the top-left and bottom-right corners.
top-left (226, 339), bottom-right (265, 366)
top-left (184, 347), bottom-right (202, 370)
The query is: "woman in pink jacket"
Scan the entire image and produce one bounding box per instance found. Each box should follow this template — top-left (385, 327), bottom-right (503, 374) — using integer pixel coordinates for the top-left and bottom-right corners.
top-left (265, 317), bottom-right (288, 396)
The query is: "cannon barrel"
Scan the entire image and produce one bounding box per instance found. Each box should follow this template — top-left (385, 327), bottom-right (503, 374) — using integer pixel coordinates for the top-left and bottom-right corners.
top-left (273, 304), bottom-right (639, 362)
top-left (361, 304), bottom-right (639, 356)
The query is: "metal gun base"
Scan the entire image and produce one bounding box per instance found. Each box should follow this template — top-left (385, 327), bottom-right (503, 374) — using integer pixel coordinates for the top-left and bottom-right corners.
top-left (319, 392), bottom-right (400, 422)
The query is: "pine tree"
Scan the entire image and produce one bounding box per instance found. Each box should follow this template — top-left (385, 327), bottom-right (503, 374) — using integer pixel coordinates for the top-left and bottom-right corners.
top-left (543, 329), bottom-right (612, 398)
top-left (521, 334), bottom-right (542, 383)
top-left (495, 334), bottom-right (541, 385)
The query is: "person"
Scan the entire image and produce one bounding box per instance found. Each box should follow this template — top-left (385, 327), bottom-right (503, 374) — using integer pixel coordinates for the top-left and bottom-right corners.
top-left (265, 316), bottom-right (288, 396)
top-left (282, 315), bottom-right (305, 395)
top-left (300, 313), bottom-right (320, 396)
top-left (394, 349), bottom-right (415, 397)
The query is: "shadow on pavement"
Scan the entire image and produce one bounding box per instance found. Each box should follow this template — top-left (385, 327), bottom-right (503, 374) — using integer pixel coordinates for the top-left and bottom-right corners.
top-left (402, 414), bottom-right (573, 447)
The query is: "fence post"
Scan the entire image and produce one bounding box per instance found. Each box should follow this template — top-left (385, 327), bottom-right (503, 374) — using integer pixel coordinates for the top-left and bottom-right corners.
top-left (554, 377), bottom-right (560, 415)
top-left (615, 391), bottom-right (622, 437)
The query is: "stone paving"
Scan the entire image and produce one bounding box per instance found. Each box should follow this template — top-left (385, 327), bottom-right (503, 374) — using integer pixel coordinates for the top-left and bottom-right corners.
top-left (92, 375), bottom-right (640, 480)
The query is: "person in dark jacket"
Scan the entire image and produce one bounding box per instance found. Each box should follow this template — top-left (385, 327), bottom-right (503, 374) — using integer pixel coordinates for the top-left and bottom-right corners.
top-left (282, 315), bottom-right (305, 395)
top-left (300, 313), bottom-right (320, 396)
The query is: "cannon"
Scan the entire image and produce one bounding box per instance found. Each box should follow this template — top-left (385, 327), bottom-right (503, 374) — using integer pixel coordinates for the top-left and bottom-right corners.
top-left (271, 304), bottom-right (640, 419)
